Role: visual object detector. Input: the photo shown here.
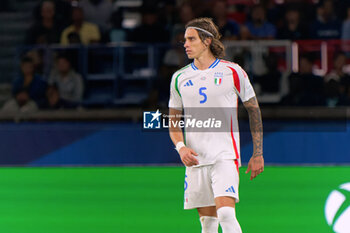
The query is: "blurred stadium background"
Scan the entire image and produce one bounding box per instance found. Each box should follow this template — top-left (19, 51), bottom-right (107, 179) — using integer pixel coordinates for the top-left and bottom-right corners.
top-left (0, 0), bottom-right (350, 232)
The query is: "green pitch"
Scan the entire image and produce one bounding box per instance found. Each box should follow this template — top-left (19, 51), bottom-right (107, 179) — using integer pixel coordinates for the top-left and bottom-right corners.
top-left (0, 166), bottom-right (348, 233)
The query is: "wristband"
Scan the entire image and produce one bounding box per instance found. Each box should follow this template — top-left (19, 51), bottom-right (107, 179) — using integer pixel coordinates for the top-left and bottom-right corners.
top-left (175, 141), bottom-right (186, 153)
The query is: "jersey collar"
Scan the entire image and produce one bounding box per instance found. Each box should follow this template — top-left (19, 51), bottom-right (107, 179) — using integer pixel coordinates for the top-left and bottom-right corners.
top-left (191, 58), bottom-right (220, 71)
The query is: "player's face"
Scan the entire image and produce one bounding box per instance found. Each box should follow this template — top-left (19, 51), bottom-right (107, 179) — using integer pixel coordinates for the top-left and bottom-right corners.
top-left (184, 28), bottom-right (207, 59)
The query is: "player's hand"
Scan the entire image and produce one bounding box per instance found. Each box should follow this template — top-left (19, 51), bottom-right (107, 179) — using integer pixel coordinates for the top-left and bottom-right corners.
top-left (245, 155), bottom-right (264, 180)
top-left (178, 147), bottom-right (199, 167)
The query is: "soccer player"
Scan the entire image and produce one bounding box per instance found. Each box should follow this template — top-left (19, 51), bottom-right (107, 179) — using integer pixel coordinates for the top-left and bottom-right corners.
top-left (168, 18), bottom-right (264, 233)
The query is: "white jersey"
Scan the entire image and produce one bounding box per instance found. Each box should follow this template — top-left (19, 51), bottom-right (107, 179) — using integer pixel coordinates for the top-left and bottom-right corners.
top-left (168, 59), bottom-right (256, 166)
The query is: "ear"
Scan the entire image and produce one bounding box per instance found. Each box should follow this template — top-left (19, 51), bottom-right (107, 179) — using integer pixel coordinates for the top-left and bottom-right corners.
top-left (204, 38), bottom-right (212, 47)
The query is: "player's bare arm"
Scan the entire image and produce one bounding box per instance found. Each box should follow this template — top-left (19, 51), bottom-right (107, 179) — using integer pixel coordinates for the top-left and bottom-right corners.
top-left (243, 96), bottom-right (264, 180)
top-left (169, 108), bottom-right (199, 167)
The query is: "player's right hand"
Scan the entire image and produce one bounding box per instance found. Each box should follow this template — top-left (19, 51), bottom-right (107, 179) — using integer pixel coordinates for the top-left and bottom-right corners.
top-left (178, 147), bottom-right (199, 167)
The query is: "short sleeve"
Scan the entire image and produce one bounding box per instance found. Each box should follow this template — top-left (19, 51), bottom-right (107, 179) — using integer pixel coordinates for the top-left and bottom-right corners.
top-left (90, 24), bottom-right (101, 42)
top-left (168, 72), bottom-right (183, 110)
top-left (229, 65), bottom-right (256, 102)
top-left (60, 28), bottom-right (69, 45)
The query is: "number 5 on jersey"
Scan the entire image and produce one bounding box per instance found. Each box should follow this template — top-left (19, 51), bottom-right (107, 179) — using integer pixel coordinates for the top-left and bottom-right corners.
top-left (199, 87), bottom-right (207, 104)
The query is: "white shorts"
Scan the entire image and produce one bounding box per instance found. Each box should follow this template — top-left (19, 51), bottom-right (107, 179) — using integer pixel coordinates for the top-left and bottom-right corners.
top-left (184, 159), bottom-right (240, 210)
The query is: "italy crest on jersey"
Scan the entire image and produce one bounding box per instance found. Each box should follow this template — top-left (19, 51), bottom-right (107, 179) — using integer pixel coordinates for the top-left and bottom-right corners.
top-left (214, 72), bottom-right (223, 86)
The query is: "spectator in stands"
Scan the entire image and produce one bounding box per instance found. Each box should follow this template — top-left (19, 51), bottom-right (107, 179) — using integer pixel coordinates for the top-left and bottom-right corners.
top-left (80, 0), bottom-right (113, 35)
top-left (282, 55), bottom-right (325, 106)
top-left (128, 7), bottom-right (169, 43)
top-left (33, 0), bottom-right (72, 28)
top-left (211, 0), bottom-right (240, 41)
top-left (243, 4), bottom-right (276, 40)
top-left (278, 8), bottom-right (308, 40)
top-left (254, 54), bottom-right (282, 94)
top-left (25, 50), bottom-right (45, 75)
top-left (324, 53), bottom-right (350, 106)
top-left (262, 0), bottom-right (283, 27)
top-left (227, 4), bottom-right (247, 25)
top-left (341, 6), bottom-right (350, 41)
top-left (325, 53), bottom-right (350, 83)
top-left (109, 10), bottom-right (127, 43)
top-left (309, 0), bottom-right (342, 40)
top-left (41, 84), bottom-right (78, 109)
top-left (25, 0), bottom-right (64, 45)
top-left (48, 54), bottom-right (84, 104)
top-left (2, 56), bottom-right (47, 112)
top-left (171, 3), bottom-right (195, 42)
top-left (60, 7), bottom-right (101, 45)
top-left (13, 56), bottom-right (47, 103)
top-left (2, 89), bottom-right (38, 113)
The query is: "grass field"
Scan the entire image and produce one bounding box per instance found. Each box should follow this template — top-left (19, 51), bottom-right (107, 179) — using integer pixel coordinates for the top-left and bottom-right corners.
top-left (0, 166), bottom-right (348, 233)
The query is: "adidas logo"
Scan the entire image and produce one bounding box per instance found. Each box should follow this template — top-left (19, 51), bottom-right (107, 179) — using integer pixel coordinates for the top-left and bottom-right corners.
top-left (184, 80), bottom-right (194, 87)
top-left (225, 186), bottom-right (235, 193)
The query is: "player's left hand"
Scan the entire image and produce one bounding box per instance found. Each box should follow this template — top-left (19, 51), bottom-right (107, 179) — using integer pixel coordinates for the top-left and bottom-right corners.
top-left (245, 155), bottom-right (264, 181)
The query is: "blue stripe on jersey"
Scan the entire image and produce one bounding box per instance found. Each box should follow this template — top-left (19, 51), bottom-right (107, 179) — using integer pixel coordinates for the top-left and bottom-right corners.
top-left (208, 58), bottom-right (218, 68)
top-left (191, 59), bottom-right (220, 70)
top-left (191, 63), bottom-right (198, 70)
top-left (209, 58), bottom-right (220, 69)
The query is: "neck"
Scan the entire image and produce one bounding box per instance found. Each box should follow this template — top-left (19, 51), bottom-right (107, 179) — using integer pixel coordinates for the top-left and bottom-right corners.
top-left (60, 70), bottom-right (70, 77)
top-left (74, 22), bottom-right (83, 29)
top-left (43, 18), bottom-right (54, 27)
top-left (23, 75), bottom-right (34, 86)
top-left (336, 68), bottom-right (344, 75)
top-left (193, 52), bottom-right (216, 70)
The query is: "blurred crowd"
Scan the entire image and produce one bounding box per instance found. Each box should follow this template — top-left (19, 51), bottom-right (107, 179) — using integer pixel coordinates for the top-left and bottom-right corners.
top-left (5, 0), bottom-right (350, 112)
top-left (22, 0), bottom-right (350, 45)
